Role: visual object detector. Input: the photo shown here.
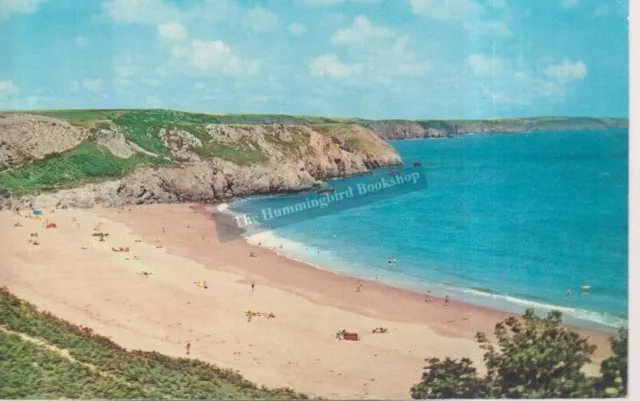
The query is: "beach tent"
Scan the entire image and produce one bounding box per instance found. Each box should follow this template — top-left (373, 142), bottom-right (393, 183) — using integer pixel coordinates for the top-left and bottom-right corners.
top-left (32, 209), bottom-right (43, 216)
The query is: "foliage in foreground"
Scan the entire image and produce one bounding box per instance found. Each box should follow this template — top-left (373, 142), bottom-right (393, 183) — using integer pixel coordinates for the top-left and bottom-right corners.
top-left (0, 287), bottom-right (307, 400)
top-left (410, 309), bottom-right (628, 399)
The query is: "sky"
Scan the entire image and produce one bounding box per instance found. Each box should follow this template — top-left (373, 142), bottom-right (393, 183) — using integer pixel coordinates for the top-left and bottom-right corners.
top-left (0, 0), bottom-right (629, 119)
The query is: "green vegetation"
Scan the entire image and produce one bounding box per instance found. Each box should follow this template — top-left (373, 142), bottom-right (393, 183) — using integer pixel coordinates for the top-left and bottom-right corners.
top-left (167, 122), bottom-right (267, 165)
top-left (22, 109), bottom-right (628, 133)
top-left (410, 309), bottom-right (628, 399)
top-left (310, 123), bottom-right (390, 156)
top-left (0, 287), bottom-right (307, 400)
top-left (2, 109), bottom-right (624, 197)
top-left (0, 141), bottom-right (167, 196)
top-left (0, 110), bottom-right (275, 196)
top-left (22, 109), bottom-right (122, 120)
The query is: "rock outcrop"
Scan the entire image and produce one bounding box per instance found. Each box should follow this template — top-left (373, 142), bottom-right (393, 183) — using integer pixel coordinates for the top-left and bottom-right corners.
top-left (0, 114), bottom-right (402, 210)
top-left (361, 121), bottom-right (451, 139)
top-left (0, 113), bottom-right (90, 169)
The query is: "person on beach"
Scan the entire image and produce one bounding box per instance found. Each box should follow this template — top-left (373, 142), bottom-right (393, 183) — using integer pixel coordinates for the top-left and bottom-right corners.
top-left (162, 227), bottom-right (165, 234)
top-left (444, 295), bottom-right (449, 306)
top-left (186, 342), bottom-right (191, 355)
top-left (356, 280), bottom-right (362, 292)
top-left (425, 291), bottom-right (432, 303)
top-left (251, 282), bottom-right (255, 292)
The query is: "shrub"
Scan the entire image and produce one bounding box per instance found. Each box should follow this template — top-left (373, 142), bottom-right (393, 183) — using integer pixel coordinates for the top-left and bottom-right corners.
top-left (411, 309), bottom-right (627, 399)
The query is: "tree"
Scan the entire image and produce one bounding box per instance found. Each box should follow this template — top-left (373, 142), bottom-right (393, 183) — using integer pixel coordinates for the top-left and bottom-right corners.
top-left (410, 357), bottom-right (490, 399)
top-left (476, 309), bottom-right (596, 398)
top-left (411, 308), bottom-right (627, 399)
top-left (596, 327), bottom-right (628, 397)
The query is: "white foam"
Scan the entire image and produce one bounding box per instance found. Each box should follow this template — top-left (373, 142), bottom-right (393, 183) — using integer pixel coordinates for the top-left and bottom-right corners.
top-left (457, 287), bottom-right (626, 331)
top-left (226, 201), bottom-right (627, 332)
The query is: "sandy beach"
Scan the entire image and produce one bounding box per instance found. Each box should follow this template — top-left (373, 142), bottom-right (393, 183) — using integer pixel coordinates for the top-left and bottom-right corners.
top-left (0, 204), bottom-right (613, 399)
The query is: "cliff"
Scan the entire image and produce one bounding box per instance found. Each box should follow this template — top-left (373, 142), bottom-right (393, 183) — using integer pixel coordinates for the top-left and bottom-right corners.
top-left (18, 110), bottom-right (628, 141)
top-left (358, 117), bottom-right (627, 139)
top-left (0, 111), bottom-right (401, 210)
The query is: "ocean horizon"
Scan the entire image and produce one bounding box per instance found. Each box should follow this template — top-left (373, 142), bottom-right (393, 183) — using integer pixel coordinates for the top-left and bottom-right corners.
top-left (229, 129), bottom-right (628, 333)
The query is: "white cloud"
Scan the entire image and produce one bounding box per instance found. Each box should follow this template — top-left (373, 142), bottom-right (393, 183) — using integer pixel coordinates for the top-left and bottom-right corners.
top-left (332, 15), bottom-right (395, 45)
top-left (242, 6), bottom-right (278, 32)
top-left (288, 22), bottom-right (306, 35)
top-left (170, 40), bottom-right (260, 76)
top-left (544, 60), bottom-right (587, 81)
top-left (487, 0), bottom-right (508, 11)
top-left (157, 22), bottom-right (189, 42)
top-left (408, 0), bottom-right (513, 39)
top-left (0, 0), bottom-right (49, 21)
top-left (112, 57), bottom-right (139, 79)
top-left (247, 95), bottom-right (271, 105)
top-left (101, 0), bottom-right (179, 24)
top-left (309, 55), bottom-right (362, 79)
top-left (560, 0), bottom-right (578, 9)
top-left (26, 96), bottom-right (60, 109)
top-left (142, 78), bottom-right (163, 86)
top-left (298, 0), bottom-right (380, 6)
top-left (189, 0), bottom-right (240, 22)
top-left (112, 55), bottom-right (142, 89)
top-left (0, 80), bottom-right (19, 98)
top-left (465, 54), bottom-right (586, 105)
top-left (407, 0), bottom-right (483, 21)
top-left (463, 20), bottom-right (512, 37)
top-left (74, 36), bottom-right (89, 47)
top-left (465, 54), bottom-right (498, 76)
top-left (310, 17), bottom-right (429, 86)
top-left (82, 78), bottom-right (105, 92)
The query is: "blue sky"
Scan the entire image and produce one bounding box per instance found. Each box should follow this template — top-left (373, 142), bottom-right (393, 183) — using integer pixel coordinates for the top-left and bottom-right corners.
top-left (0, 0), bottom-right (629, 119)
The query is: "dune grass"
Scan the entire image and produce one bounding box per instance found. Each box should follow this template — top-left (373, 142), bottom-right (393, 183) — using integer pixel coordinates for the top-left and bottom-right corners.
top-left (0, 287), bottom-right (307, 400)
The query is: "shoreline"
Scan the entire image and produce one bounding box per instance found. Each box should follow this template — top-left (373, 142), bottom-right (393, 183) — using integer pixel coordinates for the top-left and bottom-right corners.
top-left (111, 203), bottom-right (615, 345)
top-left (216, 202), bottom-right (624, 335)
top-left (0, 204), bottom-right (615, 398)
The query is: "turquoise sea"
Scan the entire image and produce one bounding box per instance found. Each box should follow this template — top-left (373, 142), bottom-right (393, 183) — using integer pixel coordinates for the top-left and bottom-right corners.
top-left (229, 130), bottom-right (628, 332)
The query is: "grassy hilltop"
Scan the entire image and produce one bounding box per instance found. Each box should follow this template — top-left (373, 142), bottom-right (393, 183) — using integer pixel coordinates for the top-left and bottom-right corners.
top-left (20, 108), bottom-right (628, 135)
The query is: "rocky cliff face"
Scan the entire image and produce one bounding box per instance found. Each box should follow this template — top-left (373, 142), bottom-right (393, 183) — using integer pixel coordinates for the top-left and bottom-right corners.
top-left (362, 117), bottom-right (628, 140)
top-left (0, 114), bottom-right (402, 210)
top-left (0, 114), bottom-right (90, 169)
top-left (360, 121), bottom-right (451, 139)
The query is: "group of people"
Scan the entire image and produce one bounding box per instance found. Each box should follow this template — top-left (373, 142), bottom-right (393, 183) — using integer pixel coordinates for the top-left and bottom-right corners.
top-left (566, 286), bottom-right (592, 296)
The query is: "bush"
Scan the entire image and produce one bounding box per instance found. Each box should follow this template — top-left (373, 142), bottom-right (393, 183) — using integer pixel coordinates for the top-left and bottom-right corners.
top-left (411, 309), bottom-right (627, 399)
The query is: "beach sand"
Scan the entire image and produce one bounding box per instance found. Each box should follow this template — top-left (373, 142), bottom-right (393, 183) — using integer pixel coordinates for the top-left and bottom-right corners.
top-left (0, 204), bottom-right (613, 399)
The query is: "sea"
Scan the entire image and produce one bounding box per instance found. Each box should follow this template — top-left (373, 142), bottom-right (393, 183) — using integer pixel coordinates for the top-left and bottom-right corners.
top-left (227, 129), bottom-right (628, 333)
